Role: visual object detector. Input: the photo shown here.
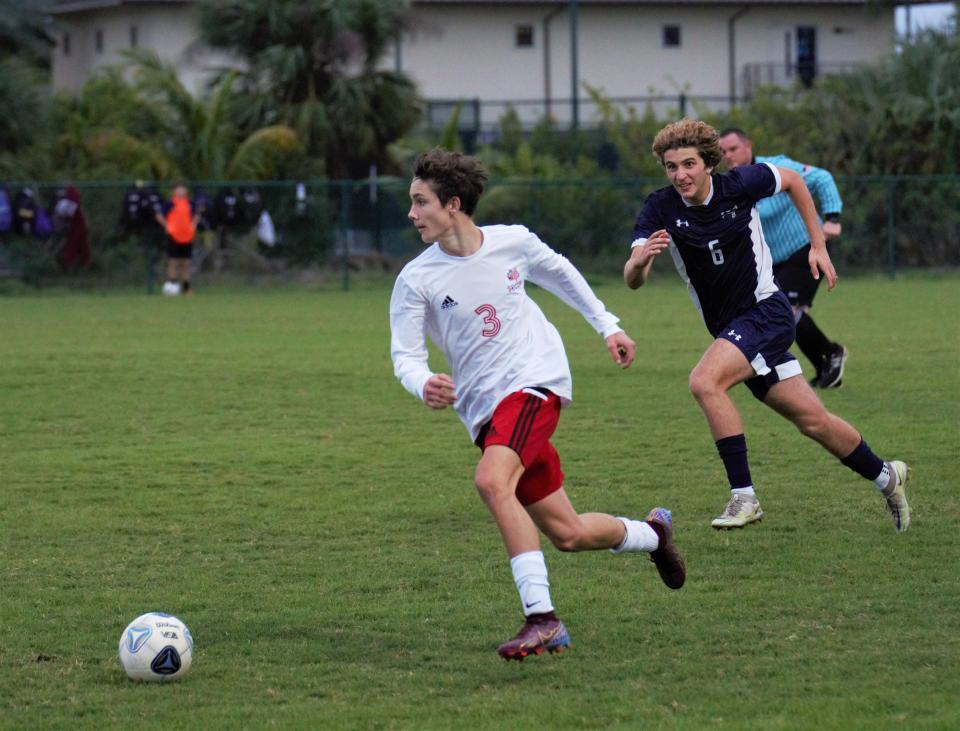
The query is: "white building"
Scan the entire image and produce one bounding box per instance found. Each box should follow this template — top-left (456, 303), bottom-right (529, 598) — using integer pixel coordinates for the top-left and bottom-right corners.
top-left (48, 1), bottom-right (929, 129)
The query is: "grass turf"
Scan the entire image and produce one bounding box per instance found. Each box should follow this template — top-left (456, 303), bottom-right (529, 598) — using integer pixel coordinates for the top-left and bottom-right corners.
top-left (1, 273), bottom-right (957, 729)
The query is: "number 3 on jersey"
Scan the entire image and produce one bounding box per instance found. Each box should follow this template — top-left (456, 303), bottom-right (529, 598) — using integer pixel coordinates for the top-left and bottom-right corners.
top-left (708, 239), bottom-right (724, 265)
top-left (474, 304), bottom-right (501, 337)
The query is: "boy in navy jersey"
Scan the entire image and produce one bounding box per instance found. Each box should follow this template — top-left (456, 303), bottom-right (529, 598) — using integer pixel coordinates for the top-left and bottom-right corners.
top-left (623, 119), bottom-right (910, 532)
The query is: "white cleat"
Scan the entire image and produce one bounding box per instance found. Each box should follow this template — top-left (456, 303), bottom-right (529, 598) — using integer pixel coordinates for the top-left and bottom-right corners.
top-left (711, 493), bottom-right (763, 529)
top-left (882, 461), bottom-right (911, 533)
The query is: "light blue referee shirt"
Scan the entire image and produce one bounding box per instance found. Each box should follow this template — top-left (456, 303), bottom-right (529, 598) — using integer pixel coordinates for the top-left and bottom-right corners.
top-left (756, 154), bottom-right (843, 264)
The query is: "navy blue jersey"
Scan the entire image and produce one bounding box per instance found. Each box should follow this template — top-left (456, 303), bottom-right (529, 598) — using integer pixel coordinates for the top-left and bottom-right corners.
top-left (632, 162), bottom-right (783, 336)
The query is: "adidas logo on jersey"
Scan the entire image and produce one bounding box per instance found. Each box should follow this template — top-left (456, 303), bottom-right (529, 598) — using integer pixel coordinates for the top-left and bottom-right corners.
top-left (440, 295), bottom-right (459, 310)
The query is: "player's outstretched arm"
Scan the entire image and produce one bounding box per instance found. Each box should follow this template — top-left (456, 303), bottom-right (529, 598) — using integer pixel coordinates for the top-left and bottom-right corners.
top-left (624, 230), bottom-right (669, 289)
top-left (605, 331), bottom-right (636, 368)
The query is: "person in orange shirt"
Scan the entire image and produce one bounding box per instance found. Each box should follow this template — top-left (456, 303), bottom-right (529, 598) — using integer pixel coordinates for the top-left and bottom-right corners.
top-left (157, 184), bottom-right (200, 295)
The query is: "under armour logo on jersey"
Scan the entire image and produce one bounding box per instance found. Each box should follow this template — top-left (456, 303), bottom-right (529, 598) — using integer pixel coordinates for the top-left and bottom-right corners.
top-left (727, 329), bottom-right (742, 341)
top-left (440, 295), bottom-right (459, 310)
top-left (676, 218), bottom-right (690, 227)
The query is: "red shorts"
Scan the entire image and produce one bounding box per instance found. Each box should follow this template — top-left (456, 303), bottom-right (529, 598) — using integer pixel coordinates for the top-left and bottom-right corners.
top-left (475, 388), bottom-right (564, 506)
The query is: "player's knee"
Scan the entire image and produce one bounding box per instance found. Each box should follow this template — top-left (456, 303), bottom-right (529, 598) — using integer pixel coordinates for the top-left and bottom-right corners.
top-left (474, 470), bottom-right (509, 505)
top-left (688, 369), bottom-right (714, 402)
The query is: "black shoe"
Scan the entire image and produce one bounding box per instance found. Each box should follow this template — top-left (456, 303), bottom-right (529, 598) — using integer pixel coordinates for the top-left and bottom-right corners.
top-left (808, 373), bottom-right (822, 388)
top-left (818, 344), bottom-right (848, 388)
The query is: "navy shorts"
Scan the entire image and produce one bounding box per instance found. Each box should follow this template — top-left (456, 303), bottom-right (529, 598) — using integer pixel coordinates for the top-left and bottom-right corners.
top-left (774, 244), bottom-right (822, 311)
top-left (717, 291), bottom-right (803, 401)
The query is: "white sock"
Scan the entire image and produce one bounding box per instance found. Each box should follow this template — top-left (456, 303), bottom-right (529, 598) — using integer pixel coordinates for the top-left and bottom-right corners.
top-left (874, 462), bottom-right (892, 491)
top-left (610, 517), bottom-right (659, 554)
top-left (510, 551), bottom-right (554, 616)
top-left (732, 486), bottom-right (756, 498)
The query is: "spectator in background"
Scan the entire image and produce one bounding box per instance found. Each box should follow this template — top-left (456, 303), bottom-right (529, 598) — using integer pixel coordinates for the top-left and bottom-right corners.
top-left (54, 185), bottom-right (91, 271)
top-left (719, 128), bottom-right (848, 388)
top-left (157, 183), bottom-right (199, 296)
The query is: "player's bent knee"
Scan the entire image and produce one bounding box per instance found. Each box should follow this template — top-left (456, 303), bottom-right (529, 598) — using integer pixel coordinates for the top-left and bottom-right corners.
top-left (688, 370), bottom-right (715, 402)
top-left (474, 473), bottom-right (511, 505)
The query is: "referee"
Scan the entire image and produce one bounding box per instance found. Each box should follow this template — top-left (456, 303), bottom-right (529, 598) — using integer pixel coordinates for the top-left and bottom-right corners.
top-left (719, 128), bottom-right (848, 388)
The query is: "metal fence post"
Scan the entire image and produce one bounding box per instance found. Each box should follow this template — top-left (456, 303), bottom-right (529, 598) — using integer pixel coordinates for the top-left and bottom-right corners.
top-left (340, 181), bottom-right (351, 292)
top-left (886, 178), bottom-right (897, 279)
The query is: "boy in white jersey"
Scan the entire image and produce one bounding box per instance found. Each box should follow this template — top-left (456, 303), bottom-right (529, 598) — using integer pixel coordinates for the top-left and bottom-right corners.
top-left (623, 119), bottom-right (910, 534)
top-left (390, 148), bottom-right (686, 661)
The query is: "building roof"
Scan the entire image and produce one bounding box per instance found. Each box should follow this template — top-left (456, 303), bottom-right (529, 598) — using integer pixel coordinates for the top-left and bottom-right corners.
top-left (48, 0), bottom-right (942, 9)
top-left (410, 0), bottom-right (927, 4)
top-left (46, 0), bottom-right (943, 18)
top-left (49, 0), bottom-right (190, 15)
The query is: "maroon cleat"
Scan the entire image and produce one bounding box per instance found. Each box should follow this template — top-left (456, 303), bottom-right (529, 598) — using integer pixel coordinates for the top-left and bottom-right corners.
top-left (496, 612), bottom-right (571, 661)
top-left (645, 507), bottom-right (686, 589)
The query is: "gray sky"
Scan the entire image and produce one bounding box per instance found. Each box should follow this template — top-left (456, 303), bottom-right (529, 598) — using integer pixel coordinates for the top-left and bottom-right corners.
top-left (896, 2), bottom-right (956, 34)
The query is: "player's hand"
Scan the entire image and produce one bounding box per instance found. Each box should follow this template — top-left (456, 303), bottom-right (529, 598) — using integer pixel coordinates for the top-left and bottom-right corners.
top-left (823, 221), bottom-right (842, 240)
top-left (809, 246), bottom-right (838, 291)
top-left (632, 230), bottom-right (670, 267)
top-left (606, 331), bottom-right (636, 368)
top-left (423, 373), bottom-right (457, 409)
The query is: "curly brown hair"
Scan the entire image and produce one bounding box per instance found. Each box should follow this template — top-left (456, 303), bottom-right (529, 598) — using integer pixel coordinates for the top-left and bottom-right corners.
top-left (413, 148), bottom-right (489, 216)
top-left (651, 119), bottom-right (723, 170)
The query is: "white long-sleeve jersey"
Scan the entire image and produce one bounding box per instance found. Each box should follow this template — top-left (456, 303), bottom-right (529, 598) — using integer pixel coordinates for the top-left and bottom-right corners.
top-left (390, 224), bottom-right (622, 441)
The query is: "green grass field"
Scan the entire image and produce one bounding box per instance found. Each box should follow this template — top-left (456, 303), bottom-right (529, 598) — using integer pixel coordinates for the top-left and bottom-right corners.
top-left (2, 274), bottom-right (958, 730)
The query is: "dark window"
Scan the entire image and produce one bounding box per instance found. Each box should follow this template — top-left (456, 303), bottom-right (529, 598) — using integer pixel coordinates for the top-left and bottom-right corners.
top-left (63, 32), bottom-right (70, 56)
top-left (515, 24), bottom-right (534, 48)
top-left (663, 25), bottom-right (681, 47)
top-left (95, 29), bottom-right (104, 53)
top-left (130, 25), bottom-right (138, 48)
top-left (796, 26), bottom-right (817, 86)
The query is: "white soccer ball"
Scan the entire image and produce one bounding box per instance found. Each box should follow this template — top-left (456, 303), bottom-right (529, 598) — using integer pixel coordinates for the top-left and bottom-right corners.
top-left (162, 281), bottom-right (181, 296)
top-left (118, 612), bottom-right (193, 681)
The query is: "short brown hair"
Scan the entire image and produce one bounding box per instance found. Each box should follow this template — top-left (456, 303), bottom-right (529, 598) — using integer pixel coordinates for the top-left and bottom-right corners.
top-left (652, 119), bottom-right (723, 170)
top-left (413, 148), bottom-right (489, 216)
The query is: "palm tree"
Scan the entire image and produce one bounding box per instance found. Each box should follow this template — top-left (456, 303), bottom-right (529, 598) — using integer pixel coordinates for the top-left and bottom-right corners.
top-left (196, 0), bottom-right (421, 178)
top-left (0, 0), bottom-right (54, 169)
top-left (125, 49), bottom-right (299, 180)
top-left (0, 0), bottom-right (55, 68)
top-left (60, 50), bottom-right (299, 181)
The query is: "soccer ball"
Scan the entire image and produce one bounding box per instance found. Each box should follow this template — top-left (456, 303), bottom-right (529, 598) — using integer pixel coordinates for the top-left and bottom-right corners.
top-left (162, 281), bottom-right (181, 296)
top-left (118, 612), bottom-right (193, 681)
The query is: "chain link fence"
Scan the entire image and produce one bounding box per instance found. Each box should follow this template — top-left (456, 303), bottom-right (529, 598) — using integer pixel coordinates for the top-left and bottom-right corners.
top-left (0, 175), bottom-right (956, 290)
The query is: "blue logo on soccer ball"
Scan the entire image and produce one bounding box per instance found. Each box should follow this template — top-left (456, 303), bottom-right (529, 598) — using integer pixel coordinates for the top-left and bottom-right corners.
top-left (126, 626), bottom-right (152, 653)
top-left (151, 646), bottom-right (182, 675)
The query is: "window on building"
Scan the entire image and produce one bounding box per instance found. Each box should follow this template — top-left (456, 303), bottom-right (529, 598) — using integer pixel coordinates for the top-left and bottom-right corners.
top-left (63, 32), bottom-right (71, 56)
top-left (95, 28), bottom-right (104, 53)
top-left (662, 25), bottom-right (681, 48)
top-left (515, 24), bottom-right (534, 48)
top-left (130, 25), bottom-right (138, 48)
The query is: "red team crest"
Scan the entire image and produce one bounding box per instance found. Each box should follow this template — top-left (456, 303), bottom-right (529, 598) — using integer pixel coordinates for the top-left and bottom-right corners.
top-left (507, 267), bottom-right (523, 293)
